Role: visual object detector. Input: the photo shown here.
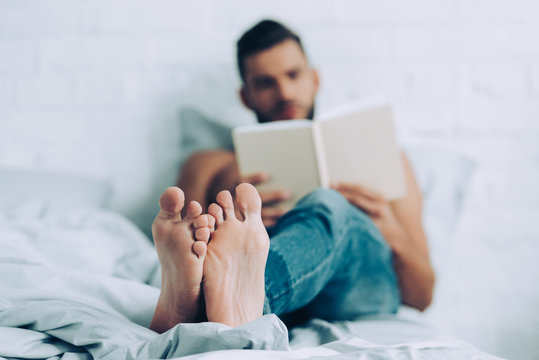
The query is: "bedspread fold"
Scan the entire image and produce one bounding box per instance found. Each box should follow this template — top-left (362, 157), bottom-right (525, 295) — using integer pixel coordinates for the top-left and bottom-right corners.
top-left (0, 262), bottom-right (290, 359)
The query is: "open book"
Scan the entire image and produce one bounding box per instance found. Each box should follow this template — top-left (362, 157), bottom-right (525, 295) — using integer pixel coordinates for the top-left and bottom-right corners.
top-left (232, 95), bottom-right (406, 208)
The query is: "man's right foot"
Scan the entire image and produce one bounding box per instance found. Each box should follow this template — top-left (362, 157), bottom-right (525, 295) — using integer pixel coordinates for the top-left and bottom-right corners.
top-left (203, 183), bottom-right (270, 327)
top-left (150, 187), bottom-right (211, 333)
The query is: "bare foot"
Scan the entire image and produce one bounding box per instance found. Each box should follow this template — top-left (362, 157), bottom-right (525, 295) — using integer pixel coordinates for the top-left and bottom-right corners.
top-left (150, 187), bottom-right (213, 333)
top-left (203, 183), bottom-right (270, 327)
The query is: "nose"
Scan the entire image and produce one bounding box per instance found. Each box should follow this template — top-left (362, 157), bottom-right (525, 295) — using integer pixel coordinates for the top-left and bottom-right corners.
top-left (275, 79), bottom-right (294, 101)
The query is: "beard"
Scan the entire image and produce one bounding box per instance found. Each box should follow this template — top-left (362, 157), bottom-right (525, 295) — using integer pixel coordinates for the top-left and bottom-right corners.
top-left (255, 102), bottom-right (316, 123)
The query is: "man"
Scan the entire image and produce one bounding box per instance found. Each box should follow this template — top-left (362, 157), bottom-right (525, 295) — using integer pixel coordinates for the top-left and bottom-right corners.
top-left (151, 19), bottom-right (435, 333)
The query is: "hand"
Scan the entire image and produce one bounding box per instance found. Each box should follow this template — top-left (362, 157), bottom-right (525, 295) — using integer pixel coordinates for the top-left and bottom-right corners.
top-left (241, 172), bottom-right (292, 227)
top-left (331, 182), bottom-right (406, 249)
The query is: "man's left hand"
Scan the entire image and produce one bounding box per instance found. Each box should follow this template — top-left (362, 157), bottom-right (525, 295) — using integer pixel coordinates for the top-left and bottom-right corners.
top-left (331, 182), bottom-right (406, 249)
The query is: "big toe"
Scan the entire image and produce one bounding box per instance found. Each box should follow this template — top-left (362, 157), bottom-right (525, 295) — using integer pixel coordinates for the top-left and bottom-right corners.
top-left (235, 183), bottom-right (262, 218)
top-left (158, 187), bottom-right (185, 218)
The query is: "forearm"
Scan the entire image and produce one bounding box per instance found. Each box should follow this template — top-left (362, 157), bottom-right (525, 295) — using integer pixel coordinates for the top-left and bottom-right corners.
top-left (176, 150), bottom-right (237, 211)
top-left (390, 233), bottom-right (435, 311)
top-left (206, 162), bottom-right (240, 205)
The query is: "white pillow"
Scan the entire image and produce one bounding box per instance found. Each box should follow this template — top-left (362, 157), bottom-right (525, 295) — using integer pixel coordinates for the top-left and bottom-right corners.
top-left (180, 107), bottom-right (235, 158)
top-left (403, 143), bottom-right (476, 274)
top-left (0, 167), bottom-right (112, 210)
top-left (0, 206), bottom-right (159, 284)
top-left (0, 168), bottom-right (157, 284)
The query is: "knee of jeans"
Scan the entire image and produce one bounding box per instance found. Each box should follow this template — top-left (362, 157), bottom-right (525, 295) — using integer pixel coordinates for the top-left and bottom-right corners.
top-left (297, 188), bottom-right (347, 213)
top-left (297, 188), bottom-right (371, 224)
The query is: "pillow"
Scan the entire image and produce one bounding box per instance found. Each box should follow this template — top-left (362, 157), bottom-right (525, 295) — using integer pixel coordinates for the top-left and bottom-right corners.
top-left (402, 142), bottom-right (476, 274)
top-left (0, 167), bottom-right (112, 211)
top-left (178, 106), bottom-right (257, 165)
top-left (0, 168), bottom-right (157, 283)
top-left (180, 107), bottom-right (235, 157)
top-left (0, 205), bottom-right (159, 284)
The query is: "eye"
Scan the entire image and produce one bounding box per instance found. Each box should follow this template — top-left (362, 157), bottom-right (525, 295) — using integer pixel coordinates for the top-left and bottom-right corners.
top-left (287, 70), bottom-right (299, 80)
top-left (253, 77), bottom-right (275, 90)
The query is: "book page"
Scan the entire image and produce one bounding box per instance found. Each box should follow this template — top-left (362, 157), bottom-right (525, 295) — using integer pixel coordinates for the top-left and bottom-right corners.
top-left (233, 120), bottom-right (322, 208)
top-left (316, 103), bottom-right (406, 200)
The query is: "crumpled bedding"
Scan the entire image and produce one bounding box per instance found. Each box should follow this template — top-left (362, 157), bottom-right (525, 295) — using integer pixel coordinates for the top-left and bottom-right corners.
top-left (0, 263), bottom-right (288, 359)
top-left (0, 204), bottom-right (501, 359)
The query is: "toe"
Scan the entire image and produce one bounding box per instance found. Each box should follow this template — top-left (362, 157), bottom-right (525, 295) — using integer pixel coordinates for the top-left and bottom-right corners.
top-left (208, 203), bottom-right (224, 225)
top-left (185, 201), bottom-right (203, 220)
top-left (235, 183), bottom-right (262, 219)
top-left (193, 214), bottom-right (209, 229)
top-left (206, 214), bottom-right (216, 232)
top-left (195, 227), bottom-right (210, 243)
top-left (157, 187), bottom-right (185, 221)
top-left (216, 190), bottom-right (236, 220)
top-left (192, 240), bottom-right (207, 259)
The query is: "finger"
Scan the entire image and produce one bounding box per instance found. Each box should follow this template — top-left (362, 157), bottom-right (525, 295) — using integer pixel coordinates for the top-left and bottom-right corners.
top-left (261, 206), bottom-right (288, 228)
top-left (262, 218), bottom-right (277, 228)
top-left (337, 189), bottom-right (384, 216)
top-left (259, 190), bottom-right (292, 205)
top-left (371, 217), bottom-right (383, 229)
top-left (332, 182), bottom-right (385, 202)
top-left (261, 206), bottom-right (288, 218)
top-left (240, 172), bottom-right (270, 185)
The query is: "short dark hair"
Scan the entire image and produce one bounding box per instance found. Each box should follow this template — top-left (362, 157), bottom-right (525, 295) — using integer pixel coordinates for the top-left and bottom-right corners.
top-left (236, 19), bottom-right (304, 82)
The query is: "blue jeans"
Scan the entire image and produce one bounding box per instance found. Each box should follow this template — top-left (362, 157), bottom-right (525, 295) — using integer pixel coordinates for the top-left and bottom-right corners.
top-left (263, 188), bottom-right (400, 321)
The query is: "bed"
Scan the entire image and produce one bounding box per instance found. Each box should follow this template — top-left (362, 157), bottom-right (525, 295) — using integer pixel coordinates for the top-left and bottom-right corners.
top-left (0, 138), bottom-right (505, 359)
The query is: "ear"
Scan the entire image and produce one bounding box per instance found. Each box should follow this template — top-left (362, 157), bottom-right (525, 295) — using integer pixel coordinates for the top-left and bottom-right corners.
top-left (312, 68), bottom-right (320, 94)
top-left (239, 86), bottom-right (254, 111)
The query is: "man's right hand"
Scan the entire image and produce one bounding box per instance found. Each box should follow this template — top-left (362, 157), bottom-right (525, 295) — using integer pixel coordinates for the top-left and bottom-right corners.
top-left (240, 172), bottom-right (292, 227)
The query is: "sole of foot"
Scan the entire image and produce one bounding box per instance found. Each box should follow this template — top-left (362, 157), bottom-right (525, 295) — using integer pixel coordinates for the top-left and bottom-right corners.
top-left (203, 183), bottom-right (270, 327)
top-left (150, 186), bottom-right (213, 333)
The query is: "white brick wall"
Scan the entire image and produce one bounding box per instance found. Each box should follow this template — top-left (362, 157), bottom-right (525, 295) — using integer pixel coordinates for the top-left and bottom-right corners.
top-left (0, 39), bottom-right (36, 87)
top-left (16, 75), bottom-right (72, 106)
top-left (531, 62), bottom-right (539, 94)
top-left (1, 1), bottom-right (538, 358)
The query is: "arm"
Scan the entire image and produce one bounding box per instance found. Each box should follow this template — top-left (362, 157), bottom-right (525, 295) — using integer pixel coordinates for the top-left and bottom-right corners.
top-left (388, 153), bottom-right (435, 311)
top-left (176, 150), bottom-right (237, 211)
top-left (177, 150), bottom-right (291, 225)
top-left (332, 152), bottom-right (435, 311)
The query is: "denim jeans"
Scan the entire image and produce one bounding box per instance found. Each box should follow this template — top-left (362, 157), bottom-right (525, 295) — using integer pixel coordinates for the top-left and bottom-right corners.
top-left (263, 188), bottom-right (400, 321)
